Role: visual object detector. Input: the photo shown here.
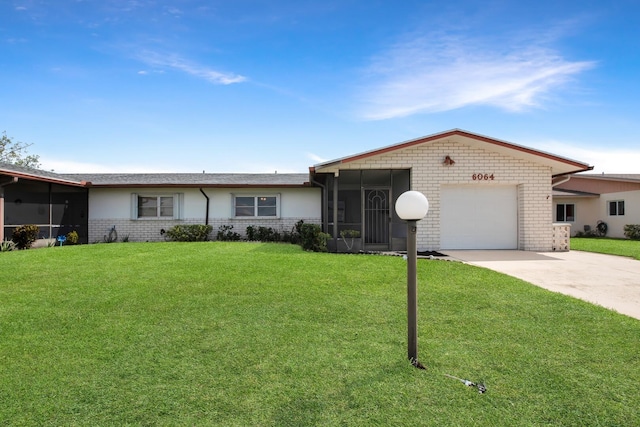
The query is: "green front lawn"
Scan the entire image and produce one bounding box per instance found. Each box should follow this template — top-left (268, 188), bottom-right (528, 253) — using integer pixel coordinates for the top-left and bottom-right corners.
top-left (571, 237), bottom-right (640, 260)
top-left (1, 242), bottom-right (639, 426)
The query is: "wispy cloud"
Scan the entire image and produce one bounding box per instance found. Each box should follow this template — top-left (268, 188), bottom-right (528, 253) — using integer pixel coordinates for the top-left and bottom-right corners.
top-left (137, 50), bottom-right (246, 85)
top-left (40, 158), bottom-right (177, 174)
top-left (533, 141), bottom-right (640, 174)
top-left (357, 29), bottom-right (595, 120)
top-left (306, 152), bottom-right (328, 164)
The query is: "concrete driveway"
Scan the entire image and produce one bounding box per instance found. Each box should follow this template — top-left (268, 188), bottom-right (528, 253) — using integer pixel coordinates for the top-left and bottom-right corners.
top-left (441, 250), bottom-right (640, 321)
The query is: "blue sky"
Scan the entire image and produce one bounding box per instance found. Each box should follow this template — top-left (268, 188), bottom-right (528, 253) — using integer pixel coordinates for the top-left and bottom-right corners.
top-left (2, 0), bottom-right (639, 174)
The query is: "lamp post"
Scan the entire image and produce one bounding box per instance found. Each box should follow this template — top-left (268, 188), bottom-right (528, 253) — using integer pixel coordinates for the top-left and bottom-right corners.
top-left (395, 190), bottom-right (429, 368)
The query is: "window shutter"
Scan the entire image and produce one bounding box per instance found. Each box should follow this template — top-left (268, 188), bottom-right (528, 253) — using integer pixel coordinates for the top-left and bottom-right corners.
top-left (231, 193), bottom-right (236, 218)
top-left (174, 193), bottom-right (184, 219)
top-left (131, 193), bottom-right (138, 219)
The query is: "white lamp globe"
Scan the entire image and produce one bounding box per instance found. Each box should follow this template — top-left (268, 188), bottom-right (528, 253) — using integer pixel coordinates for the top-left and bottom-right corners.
top-left (395, 191), bottom-right (429, 220)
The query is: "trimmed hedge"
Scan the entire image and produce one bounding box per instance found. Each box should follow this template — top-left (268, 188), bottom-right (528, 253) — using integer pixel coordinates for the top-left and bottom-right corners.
top-left (166, 224), bottom-right (213, 242)
top-left (624, 224), bottom-right (640, 240)
top-left (296, 221), bottom-right (330, 252)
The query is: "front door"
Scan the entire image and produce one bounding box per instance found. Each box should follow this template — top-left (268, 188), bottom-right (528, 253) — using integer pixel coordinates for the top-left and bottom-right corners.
top-left (363, 188), bottom-right (390, 251)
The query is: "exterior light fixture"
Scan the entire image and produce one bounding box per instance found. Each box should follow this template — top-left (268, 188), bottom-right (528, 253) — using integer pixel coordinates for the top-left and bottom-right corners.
top-left (395, 190), bottom-right (429, 368)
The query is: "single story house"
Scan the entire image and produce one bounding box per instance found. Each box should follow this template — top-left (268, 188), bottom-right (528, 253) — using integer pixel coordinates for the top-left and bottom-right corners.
top-left (553, 174), bottom-right (640, 238)
top-left (76, 172), bottom-right (320, 244)
top-left (0, 164), bottom-right (319, 245)
top-left (1, 129), bottom-right (594, 251)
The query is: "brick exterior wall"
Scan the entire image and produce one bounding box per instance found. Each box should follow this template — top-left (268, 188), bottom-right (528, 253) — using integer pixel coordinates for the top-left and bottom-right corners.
top-left (88, 217), bottom-right (319, 243)
top-left (321, 140), bottom-right (553, 251)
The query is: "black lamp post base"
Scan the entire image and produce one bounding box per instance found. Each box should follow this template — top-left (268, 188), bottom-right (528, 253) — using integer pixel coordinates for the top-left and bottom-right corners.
top-left (410, 357), bottom-right (426, 370)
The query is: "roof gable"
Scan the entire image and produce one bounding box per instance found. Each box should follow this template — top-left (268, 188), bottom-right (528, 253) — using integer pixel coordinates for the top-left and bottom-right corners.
top-left (312, 129), bottom-right (592, 176)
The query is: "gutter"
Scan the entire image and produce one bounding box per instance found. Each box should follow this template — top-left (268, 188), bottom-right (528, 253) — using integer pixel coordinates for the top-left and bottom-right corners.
top-left (199, 188), bottom-right (210, 225)
top-left (552, 165), bottom-right (594, 179)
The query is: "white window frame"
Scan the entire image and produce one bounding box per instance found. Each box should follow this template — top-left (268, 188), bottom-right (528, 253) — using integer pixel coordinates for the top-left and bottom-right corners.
top-left (131, 193), bottom-right (184, 220)
top-left (608, 200), bottom-right (625, 216)
top-left (232, 194), bottom-right (280, 218)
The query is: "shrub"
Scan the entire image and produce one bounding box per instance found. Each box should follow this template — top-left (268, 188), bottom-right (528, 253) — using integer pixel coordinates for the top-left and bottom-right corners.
top-left (103, 226), bottom-right (118, 243)
top-left (66, 230), bottom-right (79, 245)
top-left (216, 225), bottom-right (241, 241)
top-left (258, 226), bottom-right (280, 242)
top-left (246, 225), bottom-right (257, 241)
top-left (166, 224), bottom-right (213, 242)
top-left (1, 240), bottom-right (15, 252)
top-left (624, 224), bottom-right (640, 240)
top-left (280, 230), bottom-right (297, 244)
top-left (296, 221), bottom-right (330, 252)
top-left (11, 225), bottom-right (40, 250)
top-left (246, 225), bottom-right (282, 242)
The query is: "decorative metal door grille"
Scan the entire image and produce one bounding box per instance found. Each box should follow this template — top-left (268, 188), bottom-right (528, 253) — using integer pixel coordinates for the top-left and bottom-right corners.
top-left (364, 189), bottom-right (390, 245)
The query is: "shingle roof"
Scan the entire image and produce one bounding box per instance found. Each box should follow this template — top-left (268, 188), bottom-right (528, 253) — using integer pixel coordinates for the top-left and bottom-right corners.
top-left (575, 173), bottom-right (640, 182)
top-left (61, 173), bottom-right (311, 187)
top-left (0, 161), bottom-right (310, 188)
top-left (552, 189), bottom-right (599, 197)
top-left (0, 161), bottom-right (85, 186)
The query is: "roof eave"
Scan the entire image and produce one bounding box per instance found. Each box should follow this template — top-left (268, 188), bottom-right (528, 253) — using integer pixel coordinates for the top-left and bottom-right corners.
top-left (88, 183), bottom-right (312, 188)
top-left (552, 165), bottom-right (594, 178)
top-left (313, 129), bottom-right (592, 174)
top-left (0, 169), bottom-right (87, 187)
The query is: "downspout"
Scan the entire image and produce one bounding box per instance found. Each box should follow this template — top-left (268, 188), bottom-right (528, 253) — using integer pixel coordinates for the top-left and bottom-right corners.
top-left (332, 175), bottom-right (339, 239)
top-left (0, 177), bottom-right (19, 241)
top-left (310, 177), bottom-right (327, 233)
top-left (48, 182), bottom-right (53, 240)
top-left (199, 188), bottom-right (210, 225)
top-left (552, 174), bottom-right (572, 188)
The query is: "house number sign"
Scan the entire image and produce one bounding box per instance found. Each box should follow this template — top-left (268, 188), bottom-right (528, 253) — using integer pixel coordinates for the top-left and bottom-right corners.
top-left (472, 173), bottom-right (495, 181)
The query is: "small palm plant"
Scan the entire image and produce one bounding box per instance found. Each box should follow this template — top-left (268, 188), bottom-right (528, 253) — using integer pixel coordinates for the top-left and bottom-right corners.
top-left (339, 229), bottom-right (361, 252)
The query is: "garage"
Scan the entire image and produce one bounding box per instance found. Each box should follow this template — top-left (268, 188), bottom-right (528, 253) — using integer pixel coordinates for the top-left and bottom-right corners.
top-left (440, 185), bottom-right (518, 249)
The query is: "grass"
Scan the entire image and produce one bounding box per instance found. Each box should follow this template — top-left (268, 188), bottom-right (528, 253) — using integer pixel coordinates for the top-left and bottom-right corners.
top-left (571, 237), bottom-right (640, 260)
top-left (1, 242), bottom-right (639, 426)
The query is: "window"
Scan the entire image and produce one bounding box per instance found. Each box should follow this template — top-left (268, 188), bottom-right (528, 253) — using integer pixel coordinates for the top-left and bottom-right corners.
top-left (234, 195), bottom-right (279, 217)
top-left (609, 200), bottom-right (625, 216)
top-left (131, 194), bottom-right (183, 219)
top-left (556, 204), bottom-right (575, 222)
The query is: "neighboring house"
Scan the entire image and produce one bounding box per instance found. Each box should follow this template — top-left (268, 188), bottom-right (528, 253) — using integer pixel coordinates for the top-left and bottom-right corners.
top-left (72, 173), bottom-right (320, 243)
top-left (1, 129), bottom-right (595, 251)
top-left (0, 162), bottom-right (319, 244)
top-left (553, 174), bottom-right (640, 238)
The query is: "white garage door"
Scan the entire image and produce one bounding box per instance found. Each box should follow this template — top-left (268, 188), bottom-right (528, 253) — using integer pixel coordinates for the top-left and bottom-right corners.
top-left (440, 185), bottom-right (518, 249)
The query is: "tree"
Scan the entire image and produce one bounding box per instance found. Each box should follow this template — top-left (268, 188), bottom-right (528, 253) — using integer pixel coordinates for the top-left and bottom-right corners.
top-left (0, 131), bottom-right (41, 168)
